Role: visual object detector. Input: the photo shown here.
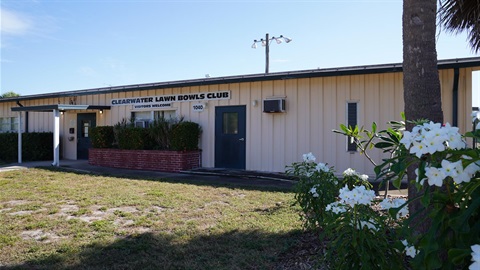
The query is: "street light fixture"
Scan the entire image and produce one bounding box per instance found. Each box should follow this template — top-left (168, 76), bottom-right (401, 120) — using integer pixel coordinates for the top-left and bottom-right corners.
top-left (251, 33), bottom-right (292, 73)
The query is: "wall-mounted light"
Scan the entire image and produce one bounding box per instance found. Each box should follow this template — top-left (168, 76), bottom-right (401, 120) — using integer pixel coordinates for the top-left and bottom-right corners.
top-left (252, 100), bottom-right (258, 107)
top-left (60, 111), bottom-right (65, 115)
top-left (99, 109), bottom-right (103, 114)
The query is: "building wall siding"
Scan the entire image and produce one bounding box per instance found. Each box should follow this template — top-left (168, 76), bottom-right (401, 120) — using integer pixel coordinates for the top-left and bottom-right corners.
top-left (1, 67), bottom-right (475, 175)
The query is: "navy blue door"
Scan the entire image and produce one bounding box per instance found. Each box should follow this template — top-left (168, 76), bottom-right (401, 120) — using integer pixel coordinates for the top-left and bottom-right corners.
top-left (77, 113), bottom-right (96, 159)
top-left (215, 106), bottom-right (246, 169)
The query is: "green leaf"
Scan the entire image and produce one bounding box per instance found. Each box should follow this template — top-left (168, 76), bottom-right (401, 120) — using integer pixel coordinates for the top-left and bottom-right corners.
top-left (393, 177), bottom-right (402, 189)
top-left (448, 248), bottom-right (470, 265)
top-left (374, 142), bottom-right (394, 149)
top-left (371, 122), bottom-right (377, 133)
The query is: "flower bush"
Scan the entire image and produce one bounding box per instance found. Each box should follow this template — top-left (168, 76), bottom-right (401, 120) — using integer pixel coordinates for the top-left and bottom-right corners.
top-left (377, 119), bottom-right (480, 269)
top-left (286, 153), bottom-right (339, 230)
top-left (322, 184), bottom-right (406, 269)
top-left (287, 154), bottom-right (400, 268)
top-left (290, 111), bottom-right (480, 269)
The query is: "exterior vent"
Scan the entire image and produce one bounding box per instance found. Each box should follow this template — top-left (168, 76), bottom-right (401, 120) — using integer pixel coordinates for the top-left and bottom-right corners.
top-left (263, 99), bottom-right (286, 113)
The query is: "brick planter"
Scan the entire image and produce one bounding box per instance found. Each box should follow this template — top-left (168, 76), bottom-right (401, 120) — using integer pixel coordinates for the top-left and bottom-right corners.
top-left (88, 148), bottom-right (201, 172)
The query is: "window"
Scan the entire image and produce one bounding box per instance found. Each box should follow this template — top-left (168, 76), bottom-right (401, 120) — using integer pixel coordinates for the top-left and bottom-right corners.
top-left (346, 102), bottom-right (358, 152)
top-left (0, 117), bottom-right (19, 133)
top-left (223, 112), bottom-right (239, 134)
top-left (154, 110), bottom-right (176, 120)
top-left (131, 110), bottom-right (176, 128)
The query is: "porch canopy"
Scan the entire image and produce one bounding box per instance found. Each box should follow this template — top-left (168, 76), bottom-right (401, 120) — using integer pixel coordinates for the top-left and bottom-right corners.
top-left (11, 104), bottom-right (110, 167)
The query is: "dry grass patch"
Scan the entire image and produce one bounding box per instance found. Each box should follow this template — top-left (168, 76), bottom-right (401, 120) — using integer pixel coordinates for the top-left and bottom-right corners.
top-left (0, 168), bottom-right (302, 269)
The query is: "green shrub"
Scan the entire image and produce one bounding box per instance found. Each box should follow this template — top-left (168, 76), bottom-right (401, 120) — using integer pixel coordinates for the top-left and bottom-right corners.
top-left (170, 121), bottom-right (201, 151)
top-left (0, 132), bottom-right (53, 162)
top-left (90, 126), bottom-right (114, 148)
top-left (109, 117), bottom-right (201, 151)
top-left (286, 155), bottom-right (340, 230)
top-left (147, 116), bottom-right (184, 150)
top-left (117, 128), bottom-right (147, 150)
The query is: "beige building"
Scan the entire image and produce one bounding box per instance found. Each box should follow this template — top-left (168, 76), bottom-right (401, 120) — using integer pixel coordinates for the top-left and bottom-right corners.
top-left (1, 57), bottom-right (479, 175)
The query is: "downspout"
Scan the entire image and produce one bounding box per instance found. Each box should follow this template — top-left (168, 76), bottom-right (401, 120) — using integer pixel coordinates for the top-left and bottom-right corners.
top-left (16, 101), bottom-right (28, 133)
top-left (15, 101), bottom-right (24, 164)
top-left (452, 68), bottom-right (459, 127)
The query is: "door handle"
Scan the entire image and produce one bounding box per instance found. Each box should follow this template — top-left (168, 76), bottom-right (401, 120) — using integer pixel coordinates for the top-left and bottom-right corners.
top-left (239, 138), bottom-right (245, 141)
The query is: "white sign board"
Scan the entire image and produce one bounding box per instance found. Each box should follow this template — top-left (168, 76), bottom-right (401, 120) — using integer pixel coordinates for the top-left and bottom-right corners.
top-left (110, 91), bottom-right (231, 107)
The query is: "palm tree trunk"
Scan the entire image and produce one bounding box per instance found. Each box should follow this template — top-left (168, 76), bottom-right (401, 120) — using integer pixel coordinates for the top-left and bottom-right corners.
top-left (402, 0), bottom-right (443, 234)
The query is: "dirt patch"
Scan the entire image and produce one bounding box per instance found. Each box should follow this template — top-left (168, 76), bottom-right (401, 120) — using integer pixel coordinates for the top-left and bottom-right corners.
top-left (106, 206), bottom-right (138, 214)
top-left (59, 204), bottom-right (79, 214)
top-left (147, 206), bottom-right (165, 213)
top-left (9, 210), bottom-right (34, 216)
top-left (6, 200), bottom-right (30, 206)
top-left (114, 219), bottom-right (135, 227)
top-left (20, 229), bottom-right (63, 243)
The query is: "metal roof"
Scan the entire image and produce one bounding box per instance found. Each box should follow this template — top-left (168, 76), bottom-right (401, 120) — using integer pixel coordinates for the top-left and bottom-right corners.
top-left (11, 104), bottom-right (111, 112)
top-left (2, 57), bottom-right (480, 104)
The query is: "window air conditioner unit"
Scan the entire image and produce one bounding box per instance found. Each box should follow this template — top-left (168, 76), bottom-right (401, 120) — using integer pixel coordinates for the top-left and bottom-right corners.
top-left (263, 98), bottom-right (286, 113)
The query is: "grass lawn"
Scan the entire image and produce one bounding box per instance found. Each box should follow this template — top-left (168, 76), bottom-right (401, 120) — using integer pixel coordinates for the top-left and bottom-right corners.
top-left (0, 168), bottom-right (303, 269)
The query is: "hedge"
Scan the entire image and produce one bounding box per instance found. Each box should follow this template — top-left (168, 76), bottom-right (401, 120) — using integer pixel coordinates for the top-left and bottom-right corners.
top-left (90, 126), bottom-right (114, 148)
top-left (0, 132), bottom-right (53, 162)
top-left (91, 118), bottom-right (201, 151)
top-left (170, 121), bottom-right (201, 151)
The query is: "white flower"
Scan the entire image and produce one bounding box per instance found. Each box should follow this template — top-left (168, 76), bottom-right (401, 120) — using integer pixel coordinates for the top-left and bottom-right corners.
top-left (402, 122), bottom-right (466, 157)
top-left (470, 244), bottom-right (480, 270)
top-left (425, 167), bottom-right (446, 187)
top-left (471, 111), bottom-right (480, 122)
top-left (444, 123), bottom-right (466, 150)
top-left (338, 185), bottom-right (375, 207)
top-left (380, 198), bottom-right (393, 210)
top-left (358, 219), bottom-right (379, 231)
top-left (360, 174), bottom-right (369, 181)
top-left (400, 131), bottom-right (415, 149)
top-left (380, 198), bottom-right (408, 219)
top-left (465, 162), bottom-right (480, 176)
top-left (309, 187), bottom-right (319, 198)
top-left (343, 168), bottom-right (356, 176)
top-left (405, 245), bottom-right (418, 258)
top-left (302, 152), bottom-right (316, 163)
top-left (315, 162), bottom-right (329, 173)
top-left (402, 240), bottom-right (419, 258)
top-left (325, 202), bottom-right (346, 214)
top-left (441, 160), bottom-right (461, 178)
top-left (410, 141), bottom-right (429, 158)
top-left (425, 133), bottom-right (446, 154)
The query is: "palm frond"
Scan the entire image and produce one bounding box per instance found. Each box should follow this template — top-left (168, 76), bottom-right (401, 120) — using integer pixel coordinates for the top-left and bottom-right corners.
top-left (439, 0), bottom-right (480, 52)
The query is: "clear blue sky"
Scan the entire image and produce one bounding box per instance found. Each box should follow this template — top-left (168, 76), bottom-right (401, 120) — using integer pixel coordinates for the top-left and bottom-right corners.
top-left (1, 0), bottom-right (478, 105)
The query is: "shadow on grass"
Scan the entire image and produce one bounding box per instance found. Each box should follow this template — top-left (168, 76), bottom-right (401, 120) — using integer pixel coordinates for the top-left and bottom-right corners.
top-left (34, 166), bottom-right (407, 196)
top-left (36, 166), bottom-right (296, 194)
top-left (5, 229), bottom-right (305, 270)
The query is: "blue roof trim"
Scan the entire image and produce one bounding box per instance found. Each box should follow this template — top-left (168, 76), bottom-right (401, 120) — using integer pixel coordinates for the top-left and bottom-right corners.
top-left (2, 57), bottom-right (479, 103)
